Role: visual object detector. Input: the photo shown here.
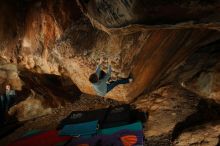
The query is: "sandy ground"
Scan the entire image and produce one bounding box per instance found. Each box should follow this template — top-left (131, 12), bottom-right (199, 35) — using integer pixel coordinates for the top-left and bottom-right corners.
top-left (0, 94), bottom-right (121, 146)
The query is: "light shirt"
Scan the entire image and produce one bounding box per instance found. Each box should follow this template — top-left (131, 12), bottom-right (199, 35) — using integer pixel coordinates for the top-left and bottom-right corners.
top-left (92, 64), bottom-right (111, 96)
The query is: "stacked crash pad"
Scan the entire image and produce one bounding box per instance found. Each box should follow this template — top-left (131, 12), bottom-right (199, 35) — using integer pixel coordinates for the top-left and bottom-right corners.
top-left (8, 104), bottom-right (147, 146)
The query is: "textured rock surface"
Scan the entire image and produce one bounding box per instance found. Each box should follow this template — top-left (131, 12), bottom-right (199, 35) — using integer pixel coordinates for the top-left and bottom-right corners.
top-left (77, 0), bottom-right (220, 32)
top-left (48, 27), bottom-right (220, 102)
top-left (160, 40), bottom-right (220, 104)
top-left (1, 0), bottom-right (220, 102)
top-left (174, 121), bottom-right (220, 146)
top-left (134, 85), bottom-right (220, 145)
top-left (0, 63), bottom-right (81, 121)
top-left (135, 85), bottom-right (200, 144)
top-left (11, 70), bottom-right (81, 121)
top-left (181, 47), bottom-right (220, 104)
top-left (8, 90), bottom-right (52, 121)
top-left (0, 63), bottom-right (22, 91)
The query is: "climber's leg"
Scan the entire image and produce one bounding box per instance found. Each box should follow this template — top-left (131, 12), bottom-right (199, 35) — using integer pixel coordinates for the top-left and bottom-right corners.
top-left (107, 78), bottom-right (130, 92)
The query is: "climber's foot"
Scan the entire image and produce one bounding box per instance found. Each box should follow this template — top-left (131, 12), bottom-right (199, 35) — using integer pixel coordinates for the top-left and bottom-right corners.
top-left (128, 74), bottom-right (133, 83)
top-left (129, 78), bottom-right (133, 83)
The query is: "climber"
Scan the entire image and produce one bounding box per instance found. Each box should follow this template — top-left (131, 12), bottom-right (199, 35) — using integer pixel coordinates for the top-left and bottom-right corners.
top-left (89, 58), bottom-right (133, 96)
top-left (0, 84), bottom-right (16, 124)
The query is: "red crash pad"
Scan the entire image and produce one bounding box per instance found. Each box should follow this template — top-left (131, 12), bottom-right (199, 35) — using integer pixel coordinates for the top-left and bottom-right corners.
top-left (8, 130), bottom-right (72, 146)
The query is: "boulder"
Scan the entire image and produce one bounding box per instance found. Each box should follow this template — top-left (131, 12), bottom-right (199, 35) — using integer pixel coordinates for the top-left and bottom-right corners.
top-left (160, 41), bottom-right (220, 104)
top-left (77, 0), bottom-right (220, 32)
top-left (0, 0), bottom-right (220, 102)
top-left (135, 85), bottom-right (200, 142)
top-left (174, 121), bottom-right (220, 146)
top-left (8, 90), bottom-right (52, 121)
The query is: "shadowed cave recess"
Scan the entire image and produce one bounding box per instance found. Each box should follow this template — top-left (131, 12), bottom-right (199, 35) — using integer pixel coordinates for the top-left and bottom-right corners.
top-left (0, 0), bottom-right (220, 145)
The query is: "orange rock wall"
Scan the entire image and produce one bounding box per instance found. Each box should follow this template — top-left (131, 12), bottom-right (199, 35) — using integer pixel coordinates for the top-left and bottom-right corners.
top-left (1, 0), bottom-right (220, 102)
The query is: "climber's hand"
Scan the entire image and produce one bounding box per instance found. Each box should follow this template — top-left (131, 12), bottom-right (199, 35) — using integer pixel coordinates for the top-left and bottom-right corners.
top-left (107, 58), bottom-right (112, 65)
top-left (99, 57), bottom-right (103, 65)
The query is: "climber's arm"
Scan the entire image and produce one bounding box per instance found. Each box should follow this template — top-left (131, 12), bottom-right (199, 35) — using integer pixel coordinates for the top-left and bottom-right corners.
top-left (95, 58), bottom-right (103, 75)
top-left (104, 63), bottom-right (112, 81)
